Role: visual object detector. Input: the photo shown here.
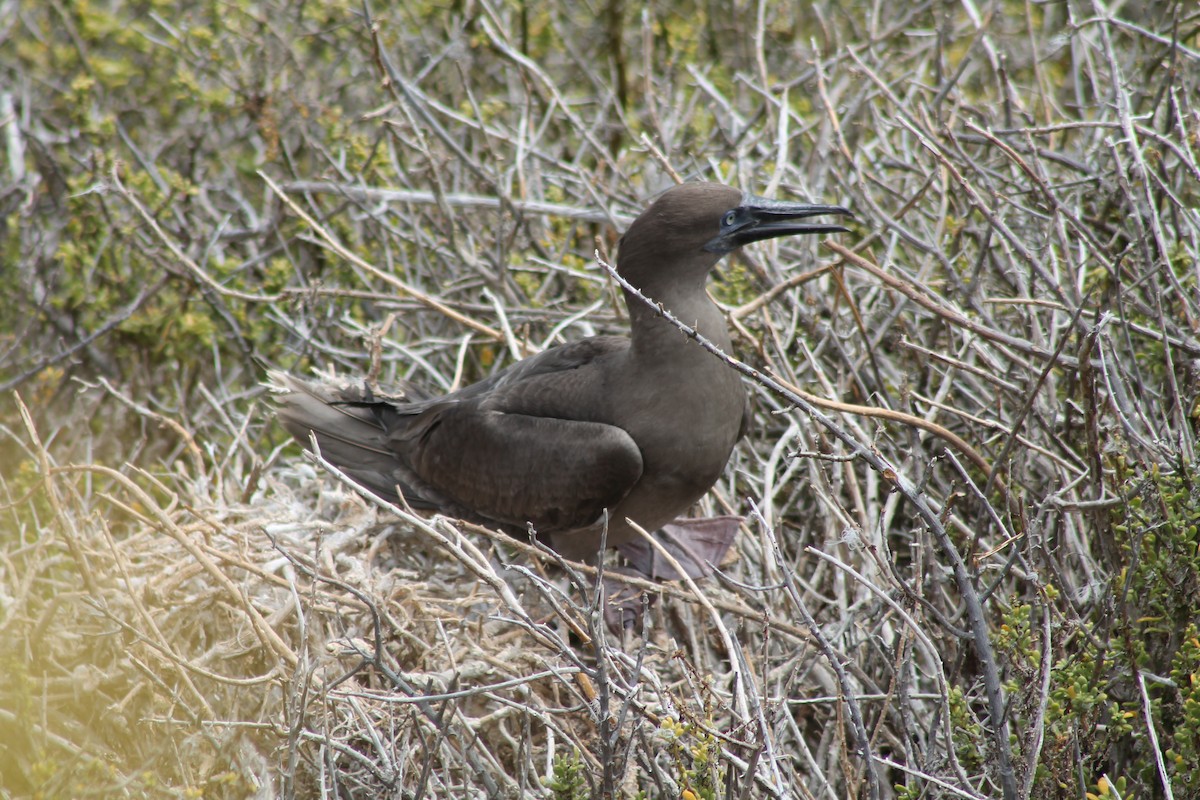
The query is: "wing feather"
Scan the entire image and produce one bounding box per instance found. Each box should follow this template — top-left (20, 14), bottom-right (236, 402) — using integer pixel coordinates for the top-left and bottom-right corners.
top-left (402, 405), bottom-right (642, 532)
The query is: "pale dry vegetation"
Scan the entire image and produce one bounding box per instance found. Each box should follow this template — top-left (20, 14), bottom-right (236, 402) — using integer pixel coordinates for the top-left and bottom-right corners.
top-left (2, 0), bottom-right (1199, 798)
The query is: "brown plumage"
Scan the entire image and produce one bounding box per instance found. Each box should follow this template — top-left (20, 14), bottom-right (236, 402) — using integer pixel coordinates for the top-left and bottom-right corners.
top-left (274, 182), bottom-right (850, 561)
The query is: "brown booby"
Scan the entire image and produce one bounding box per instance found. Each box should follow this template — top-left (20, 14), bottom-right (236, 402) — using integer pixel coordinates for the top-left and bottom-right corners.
top-left (274, 182), bottom-right (850, 564)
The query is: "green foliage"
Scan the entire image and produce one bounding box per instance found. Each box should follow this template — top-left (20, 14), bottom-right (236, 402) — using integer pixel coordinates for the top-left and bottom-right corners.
top-left (545, 749), bottom-right (590, 800)
top-left (0, 0), bottom-right (398, 402)
top-left (1113, 461), bottom-right (1200, 791)
top-left (540, 715), bottom-right (726, 799)
top-left (708, 261), bottom-right (757, 307)
top-left (995, 602), bottom-right (1120, 794)
top-left (1114, 461), bottom-right (1200, 667)
top-left (1166, 628), bottom-right (1200, 794)
top-left (991, 461), bottom-right (1200, 795)
top-left (13, 745), bottom-right (256, 799)
top-left (945, 685), bottom-right (986, 774)
top-left (657, 716), bottom-right (723, 800)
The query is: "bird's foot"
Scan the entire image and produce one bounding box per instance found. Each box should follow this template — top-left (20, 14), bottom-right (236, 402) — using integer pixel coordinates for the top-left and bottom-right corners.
top-left (602, 515), bottom-right (740, 632)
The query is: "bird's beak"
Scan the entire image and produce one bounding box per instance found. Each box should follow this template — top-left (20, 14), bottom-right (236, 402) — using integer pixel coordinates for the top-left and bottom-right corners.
top-left (704, 193), bottom-right (853, 254)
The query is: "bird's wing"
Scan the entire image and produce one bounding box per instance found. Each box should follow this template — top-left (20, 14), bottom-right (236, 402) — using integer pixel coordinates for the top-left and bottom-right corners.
top-left (444, 335), bottom-right (625, 408)
top-left (398, 404), bottom-right (642, 532)
top-left (391, 336), bottom-right (643, 532)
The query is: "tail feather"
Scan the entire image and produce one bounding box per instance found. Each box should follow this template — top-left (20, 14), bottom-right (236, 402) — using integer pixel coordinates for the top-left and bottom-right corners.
top-left (269, 371), bottom-right (426, 506)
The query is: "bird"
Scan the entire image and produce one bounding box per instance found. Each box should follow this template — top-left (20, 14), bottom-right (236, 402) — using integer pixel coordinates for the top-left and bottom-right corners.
top-left (274, 182), bottom-right (850, 569)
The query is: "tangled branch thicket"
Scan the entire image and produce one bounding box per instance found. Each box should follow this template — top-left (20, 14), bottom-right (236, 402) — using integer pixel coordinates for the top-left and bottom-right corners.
top-left (2, 1), bottom-right (1198, 798)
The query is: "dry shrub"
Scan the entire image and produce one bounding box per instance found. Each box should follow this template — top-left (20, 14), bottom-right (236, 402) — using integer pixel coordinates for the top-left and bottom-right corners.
top-left (2, 0), bottom-right (1199, 798)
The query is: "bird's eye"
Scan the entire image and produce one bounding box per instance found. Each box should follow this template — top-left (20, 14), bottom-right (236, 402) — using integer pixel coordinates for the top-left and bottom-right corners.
top-left (723, 211), bottom-right (737, 227)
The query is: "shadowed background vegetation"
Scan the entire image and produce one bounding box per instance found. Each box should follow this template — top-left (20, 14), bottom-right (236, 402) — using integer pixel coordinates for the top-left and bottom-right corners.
top-left (1, 0), bottom-right (1198, 797)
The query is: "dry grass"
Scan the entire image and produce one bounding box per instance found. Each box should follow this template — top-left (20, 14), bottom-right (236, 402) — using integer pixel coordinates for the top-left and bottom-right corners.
top-left (2, 0), bottom-right (1199, 798)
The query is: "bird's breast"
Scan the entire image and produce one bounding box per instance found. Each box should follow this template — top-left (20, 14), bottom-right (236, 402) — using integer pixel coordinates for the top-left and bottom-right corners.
top-left (616, 358), bottom-right (744, 487)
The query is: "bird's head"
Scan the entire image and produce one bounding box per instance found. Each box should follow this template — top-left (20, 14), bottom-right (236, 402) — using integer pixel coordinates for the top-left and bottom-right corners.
top-left (617, 182), bottom-right (851, 291)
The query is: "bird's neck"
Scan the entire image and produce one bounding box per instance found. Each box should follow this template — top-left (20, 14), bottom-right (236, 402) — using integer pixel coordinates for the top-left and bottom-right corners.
top-left (624, 281), bottom-right (734, 362)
